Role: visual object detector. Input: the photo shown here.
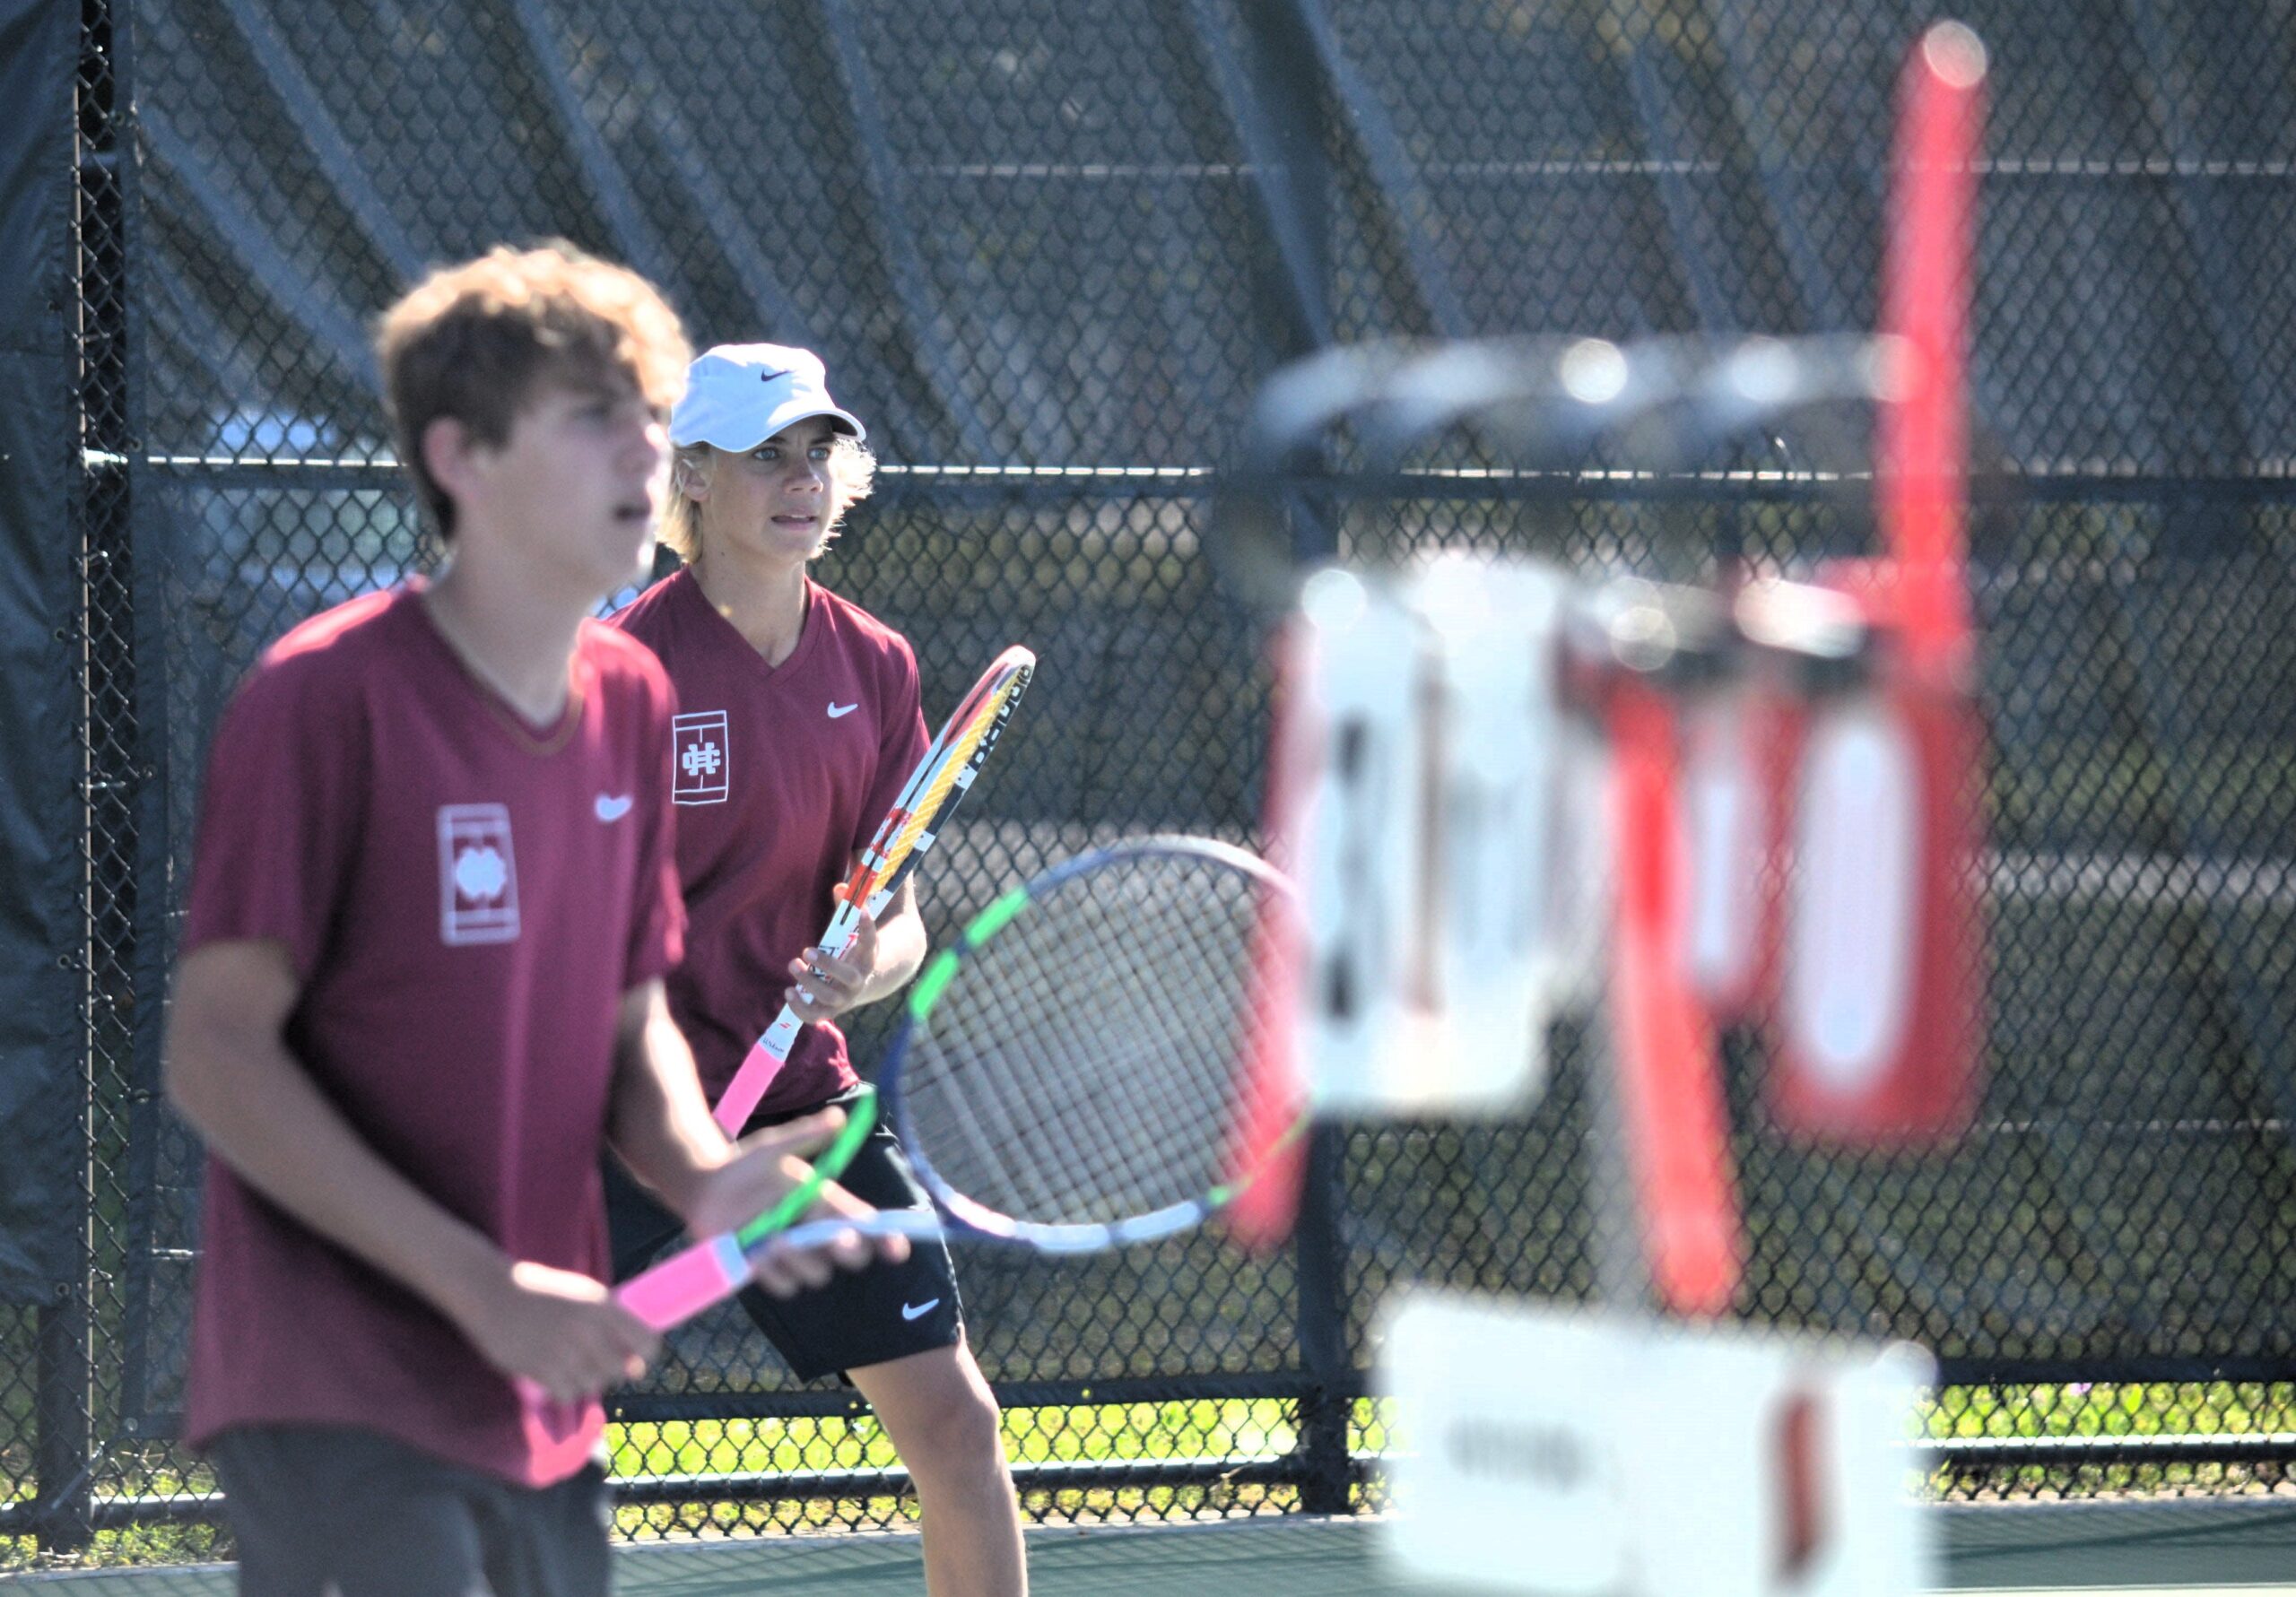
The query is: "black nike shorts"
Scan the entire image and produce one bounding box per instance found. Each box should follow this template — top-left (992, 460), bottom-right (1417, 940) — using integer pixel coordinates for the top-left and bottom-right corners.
top-left (606, 1089), bottom-right (964, 1384)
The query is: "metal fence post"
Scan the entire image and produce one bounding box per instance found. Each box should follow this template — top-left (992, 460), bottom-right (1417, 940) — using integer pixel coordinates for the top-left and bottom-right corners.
top-left (33, 1284), bottom-right (92, 1552)
top-left (50, 0), bottom-right (135, 1556)
top-left (1222, 0), bottom-right (1354, 1513)
top-left (1292, 1124), bottom-right (1352, 1513)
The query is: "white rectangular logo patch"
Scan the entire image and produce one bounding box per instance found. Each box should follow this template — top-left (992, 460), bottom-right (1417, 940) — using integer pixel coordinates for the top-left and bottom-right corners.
top-left (438, 803), bottom-right (520, 946)
top-left (673, 710), bottom-right (730, 805)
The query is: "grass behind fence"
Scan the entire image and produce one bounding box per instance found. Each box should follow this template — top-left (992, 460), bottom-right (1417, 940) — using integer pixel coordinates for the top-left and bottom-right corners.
top-left (10, 1384), bottom-right (2296, 1568)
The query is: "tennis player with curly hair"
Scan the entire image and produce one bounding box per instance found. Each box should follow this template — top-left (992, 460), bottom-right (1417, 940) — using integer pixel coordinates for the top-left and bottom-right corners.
top-left (167, 250), bottom-right (895, 1597)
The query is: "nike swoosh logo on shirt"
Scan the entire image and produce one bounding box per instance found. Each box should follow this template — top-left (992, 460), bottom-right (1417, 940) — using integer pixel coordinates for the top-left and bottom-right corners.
top-left (827, 702), bottom-right (860, 719)
top-left (900, 1298), bottom-right (941, 1322)
top-left (595, 794), bottom-right (633, 822)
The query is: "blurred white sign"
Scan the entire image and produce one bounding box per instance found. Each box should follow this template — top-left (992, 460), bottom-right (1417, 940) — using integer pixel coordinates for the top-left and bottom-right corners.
top-left (1282, 557), bottom-right (1567, 1114)
top-left (1382, 1293), bottom-right (1935, 1597)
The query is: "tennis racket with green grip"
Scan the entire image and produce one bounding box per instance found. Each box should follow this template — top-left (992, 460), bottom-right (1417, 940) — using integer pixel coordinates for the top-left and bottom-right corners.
top-left (621, 836), bottom-right (1297, 1331)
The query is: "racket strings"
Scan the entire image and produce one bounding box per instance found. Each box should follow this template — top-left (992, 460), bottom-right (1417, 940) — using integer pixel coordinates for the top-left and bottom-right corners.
top-left (922, 945), bottom-right (1096, 1219)
top-left (901, 852), bottom-right (1282, 1228)
top-left (918, 920), bottom-right (1161, 1218)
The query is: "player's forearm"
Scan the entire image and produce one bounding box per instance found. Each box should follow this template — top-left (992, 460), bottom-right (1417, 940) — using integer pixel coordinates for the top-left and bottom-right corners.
top-left (164, 1021), bottom-right (516, 1329)
top-left (604, 989), bottom-right (733, 1219)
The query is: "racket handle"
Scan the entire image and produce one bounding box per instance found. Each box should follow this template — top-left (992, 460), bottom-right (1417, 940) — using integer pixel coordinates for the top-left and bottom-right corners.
top-left (616, 1233), bottom-right (751, 1332)
top-left (707, 893), bottom-right (886, 1135)
top-left (625, 1212), bottom-right (955, 1332)
top-left (626, 1091), bottom-right (882, 1330)
top-left (712, 1029), bottom-right (794, 1135)
top-left (1609, 682), bottom-right (1744, 1319)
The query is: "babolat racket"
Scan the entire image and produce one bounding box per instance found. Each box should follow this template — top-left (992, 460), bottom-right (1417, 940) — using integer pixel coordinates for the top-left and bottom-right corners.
top-left (710, 644), bottom-right (1035, 1133)
top-left (622, 836), bottom-right (1297, 1332)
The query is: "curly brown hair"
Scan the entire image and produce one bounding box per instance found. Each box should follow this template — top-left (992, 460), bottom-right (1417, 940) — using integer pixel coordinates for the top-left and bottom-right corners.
top-left (376, 241), bottom-right (691, 539)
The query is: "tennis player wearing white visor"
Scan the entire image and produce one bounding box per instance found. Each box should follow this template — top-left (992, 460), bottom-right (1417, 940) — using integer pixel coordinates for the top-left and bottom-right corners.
top-left (606, 343), bottom-right (1029, 1596)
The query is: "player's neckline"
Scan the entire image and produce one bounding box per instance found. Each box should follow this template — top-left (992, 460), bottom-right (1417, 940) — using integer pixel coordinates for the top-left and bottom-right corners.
top-left (683, 566), bottom-right (819, 679)
top-left (409, 587), bottom-right (586, 755)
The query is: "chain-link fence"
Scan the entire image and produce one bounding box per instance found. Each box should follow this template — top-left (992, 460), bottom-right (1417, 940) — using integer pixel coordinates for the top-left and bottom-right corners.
top-left (10, 0), bottom-right (2296, 1567)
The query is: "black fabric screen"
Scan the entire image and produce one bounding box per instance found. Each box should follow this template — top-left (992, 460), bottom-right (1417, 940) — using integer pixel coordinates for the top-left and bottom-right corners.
top-left (0, 0), bottom-right (91, 1305)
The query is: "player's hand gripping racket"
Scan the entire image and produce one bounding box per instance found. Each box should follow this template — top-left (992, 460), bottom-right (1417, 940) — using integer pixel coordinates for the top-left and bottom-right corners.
top-left (622, 836), bottom-right (1298, 1332)
top-left (710, 645), bottom-right (1035, 1134)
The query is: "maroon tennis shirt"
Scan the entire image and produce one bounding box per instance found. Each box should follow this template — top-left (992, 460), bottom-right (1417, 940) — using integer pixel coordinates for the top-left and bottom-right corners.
top-left (610, 570), bottom-right (927, 1121)
top-left (178, 582), bottom-right (685, 1487)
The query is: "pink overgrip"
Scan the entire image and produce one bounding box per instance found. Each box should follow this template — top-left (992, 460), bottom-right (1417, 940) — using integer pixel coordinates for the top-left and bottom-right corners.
top-left (616, 1233), bottom-right (749, 1333)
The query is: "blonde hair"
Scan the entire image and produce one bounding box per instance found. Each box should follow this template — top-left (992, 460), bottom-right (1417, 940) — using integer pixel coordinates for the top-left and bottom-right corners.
top-left (376, 241), bottom-right (691, 539)
top-left (658, 434), bottom-right (878, 562)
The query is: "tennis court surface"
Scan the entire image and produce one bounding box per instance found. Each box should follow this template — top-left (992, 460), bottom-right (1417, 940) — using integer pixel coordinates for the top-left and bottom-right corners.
top-left (12, 1501), bottom-right (2296, 1595)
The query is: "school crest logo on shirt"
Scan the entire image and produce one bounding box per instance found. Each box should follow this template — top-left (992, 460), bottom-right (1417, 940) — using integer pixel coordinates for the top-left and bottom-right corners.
top-left (672, 710), bottom-right (731, 805)
top-left (438, 803), bottom-right (520, 945)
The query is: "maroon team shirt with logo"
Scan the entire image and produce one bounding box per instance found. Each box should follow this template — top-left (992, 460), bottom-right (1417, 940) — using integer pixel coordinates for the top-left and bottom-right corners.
top-left (611, 569), bottom-right (927, 1121)
top-left (178, 584), bottom-right (685, 1488)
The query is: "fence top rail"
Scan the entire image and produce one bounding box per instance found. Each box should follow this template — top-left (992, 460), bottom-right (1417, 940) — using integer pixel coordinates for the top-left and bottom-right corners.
top-left (121, 453), bottom-right (2296, 505)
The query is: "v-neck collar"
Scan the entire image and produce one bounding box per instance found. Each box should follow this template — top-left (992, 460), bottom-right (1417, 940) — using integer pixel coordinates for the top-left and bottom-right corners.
top-left (403, 581), bottom-right (587, 757)
top-left (674, 567), bottom-right (820, 684)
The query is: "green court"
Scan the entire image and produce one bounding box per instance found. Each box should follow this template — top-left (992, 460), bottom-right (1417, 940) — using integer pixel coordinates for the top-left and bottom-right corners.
top-left (13, 1503), bottom-right (2296, 1596)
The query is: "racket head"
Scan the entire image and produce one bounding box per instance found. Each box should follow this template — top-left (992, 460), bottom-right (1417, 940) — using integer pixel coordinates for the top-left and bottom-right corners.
top-left (839, 645), bottom-right (1034, 911)
top-left (881, 835), bottom-right (1299, 1254)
